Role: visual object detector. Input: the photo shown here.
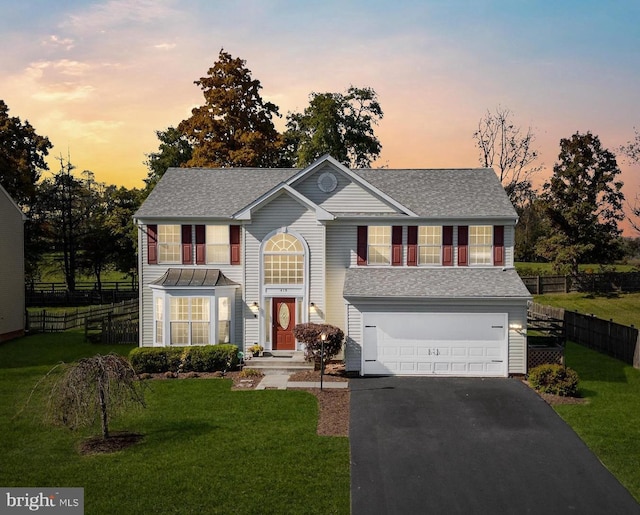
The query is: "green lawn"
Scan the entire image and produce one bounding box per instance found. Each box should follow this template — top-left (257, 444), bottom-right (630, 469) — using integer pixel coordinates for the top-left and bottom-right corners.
top-left (533, 292), bottom-right (640, 328)
top-left (556, 342), bottom-right (640, 501)
top-left (0, 333), bottom-right (349, 514)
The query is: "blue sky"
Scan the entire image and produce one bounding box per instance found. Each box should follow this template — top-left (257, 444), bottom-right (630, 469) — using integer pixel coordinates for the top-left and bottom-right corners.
top-left (1, 0), bottom-right (639, 230)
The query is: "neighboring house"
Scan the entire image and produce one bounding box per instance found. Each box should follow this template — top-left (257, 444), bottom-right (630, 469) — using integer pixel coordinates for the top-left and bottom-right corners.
top-left (134, 155), bottom-right (531, 377)
top-left (0, 184), bottom-right (26, 342)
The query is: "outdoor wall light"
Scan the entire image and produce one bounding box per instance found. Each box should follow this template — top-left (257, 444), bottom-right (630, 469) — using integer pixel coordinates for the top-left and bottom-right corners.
top-left (509, 323), bottom-right (523, 331)
top-left (250, 302), bottom-right (259, 317)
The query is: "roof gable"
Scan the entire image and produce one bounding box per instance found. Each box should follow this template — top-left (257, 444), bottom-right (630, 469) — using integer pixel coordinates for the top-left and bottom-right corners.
top-left (287, 155), bottom-right (417, 216)
top-left (233, 183), bottom-right (334, 221)
top-left (134, 157), bottom-right (517, 222)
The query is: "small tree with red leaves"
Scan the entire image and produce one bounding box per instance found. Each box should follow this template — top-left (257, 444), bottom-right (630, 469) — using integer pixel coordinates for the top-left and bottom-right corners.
top-left (293, 323), bottom-right (344, 367)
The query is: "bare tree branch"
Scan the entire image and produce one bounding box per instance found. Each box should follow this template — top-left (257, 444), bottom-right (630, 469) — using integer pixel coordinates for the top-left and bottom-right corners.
top-left (473, 106), bottom-right (542, 201)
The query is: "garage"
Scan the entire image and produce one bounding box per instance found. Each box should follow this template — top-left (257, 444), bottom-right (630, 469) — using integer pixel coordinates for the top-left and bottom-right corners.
top-left (362, 312), bottom-right (508, 377)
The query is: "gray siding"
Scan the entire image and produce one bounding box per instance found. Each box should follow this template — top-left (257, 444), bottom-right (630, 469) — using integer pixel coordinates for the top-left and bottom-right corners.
top-left (243, 193), bottom-right (325, 349)
top-left (294, 164), bottom-right (396, 213)
top-left (325, 224), bottom-right (354, 330)
top-left (139, 223), bottom-right (244, 347)
top-left (0, 191), bottom-right (24, 340)
top-left (345, 304), bottom-right (362, 372)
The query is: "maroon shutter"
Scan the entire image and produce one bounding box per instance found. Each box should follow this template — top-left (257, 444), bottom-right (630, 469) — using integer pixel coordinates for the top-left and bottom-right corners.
top-left (407, 226), bottom-right (418, 266)
top-left (357, 226), bottom-right (368, 266)
top-left (147, 224), bottom-right (158, 264)
top-left (195, 225), bottom-right (206, 265)
top-left (493, 225), bottom-right (504, 266)
top-left (230, 225), bottom-right (241, 265)
top-left (392, 226), bottom-right (403, 266)
top-left (458, 226), bottom-right (468, 266)
top-left (181, 225), bottom-right (192, 264)
top-left (442, 226), bottom-right (453, 266)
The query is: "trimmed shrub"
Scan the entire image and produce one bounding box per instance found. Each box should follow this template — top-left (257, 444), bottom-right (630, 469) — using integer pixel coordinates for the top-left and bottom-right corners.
top-left (293, 323), bottom-right (344, 364)
top-left (528, 363), bottom-right (579, 397)
top-left (129, 345), bottom-right (239, 374)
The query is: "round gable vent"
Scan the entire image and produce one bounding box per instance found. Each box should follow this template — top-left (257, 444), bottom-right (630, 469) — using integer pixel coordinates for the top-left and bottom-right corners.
top-left (317, 172), bottom-right (338, 193)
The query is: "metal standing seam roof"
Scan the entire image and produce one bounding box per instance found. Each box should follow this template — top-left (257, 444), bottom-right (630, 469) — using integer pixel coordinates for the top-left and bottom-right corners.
top-left (150, 268), bottom-right (239, 287)
top-left (343, 267), bottom-right (532, 299)
top-left (134, 165), bottom-right (517, 220)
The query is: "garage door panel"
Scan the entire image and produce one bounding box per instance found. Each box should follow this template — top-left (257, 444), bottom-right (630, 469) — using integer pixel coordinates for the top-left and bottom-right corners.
top-left (362, 313), bottom-right (508, 377)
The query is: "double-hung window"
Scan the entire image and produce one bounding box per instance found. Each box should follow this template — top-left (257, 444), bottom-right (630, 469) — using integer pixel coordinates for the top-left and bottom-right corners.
top-left (469, 225), bottom-right (493, 265)
top-left (206, 225), bottom-right (230, 264)
top-left (418, 226), bottom-right (442, 265)
top-left (158, 225), bottom-right (181, 264)
top-left (368, 226), bottom-right (391, 265)
top-left (170, 297), bottom-right (210, 345)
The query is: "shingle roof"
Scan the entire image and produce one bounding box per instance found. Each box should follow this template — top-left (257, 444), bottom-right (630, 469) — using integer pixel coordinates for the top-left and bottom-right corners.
top-left (135, 168), bottom-right (298, 218)
top-left (353, 168), bottom-right (516, 218)
top-left (134, 163), bottom-right (516, 220)
top-left (343, 268), bottom-right (531, 299)
top-left (150, 268), bottom-right (238, 287)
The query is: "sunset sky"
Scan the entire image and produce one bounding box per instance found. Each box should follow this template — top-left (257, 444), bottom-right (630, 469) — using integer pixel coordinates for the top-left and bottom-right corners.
top-left (2, 1), bottom-right (639, 232)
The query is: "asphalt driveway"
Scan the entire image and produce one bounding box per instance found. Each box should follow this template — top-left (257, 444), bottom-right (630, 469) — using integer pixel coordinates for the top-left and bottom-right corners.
top-left (350, 377), bottom-right (640, 515)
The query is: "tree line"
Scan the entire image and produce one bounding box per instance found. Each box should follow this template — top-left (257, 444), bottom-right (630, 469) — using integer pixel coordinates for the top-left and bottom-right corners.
top-left (1, 49), bottom-right (639, 290)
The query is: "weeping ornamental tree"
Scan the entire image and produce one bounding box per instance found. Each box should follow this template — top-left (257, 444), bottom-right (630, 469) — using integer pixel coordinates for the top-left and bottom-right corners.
top-left (46, 354), bottom-right (146, 439)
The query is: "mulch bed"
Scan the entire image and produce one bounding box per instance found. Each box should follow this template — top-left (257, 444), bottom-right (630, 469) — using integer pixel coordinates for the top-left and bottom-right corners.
top-left (522, 380), bottom-right (588, 406)
top-left (78, 431), bottom-right (143, 455)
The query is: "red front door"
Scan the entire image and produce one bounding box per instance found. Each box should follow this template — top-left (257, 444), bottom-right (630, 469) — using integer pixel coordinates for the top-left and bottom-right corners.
top-left (273, 298), bottom-right (296, 350)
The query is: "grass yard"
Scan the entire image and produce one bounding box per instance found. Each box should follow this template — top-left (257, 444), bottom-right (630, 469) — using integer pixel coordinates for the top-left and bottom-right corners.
top-left (556, 342), bottom-right (640, 502)
top-left (533, 292), bottom-right (640, 328)
top-left (0, 333), bottom-right (349, 514)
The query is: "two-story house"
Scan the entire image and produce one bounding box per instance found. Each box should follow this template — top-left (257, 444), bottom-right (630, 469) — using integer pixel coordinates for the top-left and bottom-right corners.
top-left (0, 184), bottom-right (26, 342)
top-left (134, 155), bottom-right (531, 377)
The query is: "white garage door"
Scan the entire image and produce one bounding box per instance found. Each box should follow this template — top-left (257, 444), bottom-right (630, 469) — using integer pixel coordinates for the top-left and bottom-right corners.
top-left (362, 312), bottom-right (508, 377)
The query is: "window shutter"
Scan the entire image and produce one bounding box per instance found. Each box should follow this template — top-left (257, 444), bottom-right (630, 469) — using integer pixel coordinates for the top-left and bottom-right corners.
top-left (147, 224), bottom-right (158, 265)
top-left (181, 225), bottom-right (192, 264)
top-left (407, 226), bottom-right (418, 266)
top-left (457, 226), bottom-right (468, 266)
top-left (195, 225), bottom-right (206, 265)
top-left (392, 226), bottom-right (403, 266)
top-left (442, 226), bottom-right (453, 266)
top-left (230, 225), bottom-right (241, 265)
top-left (493, 225), bottom-right (504, 266)
top-left (357, 226), bottom-right (368, 266)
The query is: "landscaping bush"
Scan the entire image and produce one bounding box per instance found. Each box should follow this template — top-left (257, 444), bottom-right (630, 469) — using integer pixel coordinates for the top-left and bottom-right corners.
top-left (293, 323), bottom-right (344, 364)
top-left (528, 363), bottom-right (579, 397)
top-left (129, 345), bottom-right (238, 374)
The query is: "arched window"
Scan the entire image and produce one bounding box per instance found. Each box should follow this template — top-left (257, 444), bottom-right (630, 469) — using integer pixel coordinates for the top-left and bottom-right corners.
top-left (263, 233), bottom-right (304, 284)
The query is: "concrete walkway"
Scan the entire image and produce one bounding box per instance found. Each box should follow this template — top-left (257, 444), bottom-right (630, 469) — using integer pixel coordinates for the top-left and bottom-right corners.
top-left (255, 373), bottom-right (349, 390)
